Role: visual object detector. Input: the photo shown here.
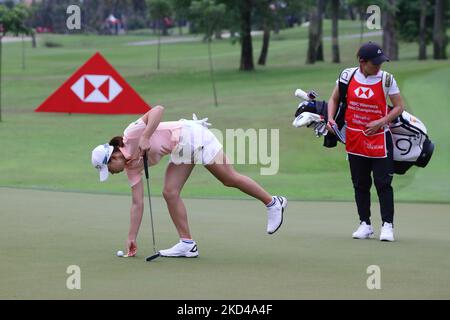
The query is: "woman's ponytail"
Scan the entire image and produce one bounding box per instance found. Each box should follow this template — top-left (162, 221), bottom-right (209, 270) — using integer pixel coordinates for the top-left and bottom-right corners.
top-left (109, 136), bottom-right (124, 152)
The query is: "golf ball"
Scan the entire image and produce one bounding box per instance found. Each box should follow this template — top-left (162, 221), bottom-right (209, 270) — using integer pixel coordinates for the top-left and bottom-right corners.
top-left (116, 250), bottom-right (124, 257)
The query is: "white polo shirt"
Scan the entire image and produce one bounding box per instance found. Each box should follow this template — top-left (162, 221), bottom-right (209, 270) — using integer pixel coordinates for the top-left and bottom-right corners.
top-left (336, 68), bottom-right (400, 96)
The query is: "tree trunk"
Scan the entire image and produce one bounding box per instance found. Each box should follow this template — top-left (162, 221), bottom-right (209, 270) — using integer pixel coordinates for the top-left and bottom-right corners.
top-left (0, 38), bottom-right (2, 122)
top-left (433, 0), bottom-right (447, 59)
top-left (382, 0), bottom-right (399, 60)
top-left (348, 5), bottom-right (356, 20)
top-left (157, 21), bottom-right (161, 70)
top-left (239, 0), bottom-right (254, 71)
top-left (306, 7), bottom-right (319, 64)
top-left (274, 20), bottom-right (280, 35)
top-left (258, 24), bottom-right (270, 66)
top-left (22, 35), bottom-right (26, 71)
top-left (207, 39), bottom-right (218, 107)
top-left (418, 0), bottom-right (427, 60)
top-left (162, 20), bottom-right (168, 36)
top-left (31, 32), bottom-right (37, 48)
top-left (359, 7), bottom-right (364, 44)
top-left (316, 0), bottom-right (325, 61)
top-left (331, 0), bottom-right (340, 63)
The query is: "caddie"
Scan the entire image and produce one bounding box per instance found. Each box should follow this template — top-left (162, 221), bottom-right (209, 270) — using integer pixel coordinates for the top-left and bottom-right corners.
top-left (326, 42), bottom-right (405, 242)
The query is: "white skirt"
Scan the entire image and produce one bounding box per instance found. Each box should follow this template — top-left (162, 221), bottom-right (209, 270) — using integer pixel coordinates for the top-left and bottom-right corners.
top-left (170, 120), bottom-right (223, 165)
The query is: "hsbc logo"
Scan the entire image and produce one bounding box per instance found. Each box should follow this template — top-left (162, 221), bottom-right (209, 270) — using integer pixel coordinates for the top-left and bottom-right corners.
top-left (354, 86), bottom-right (374, 99)
top-left (36, 53), bottom-right (150, 114)
top-left (71, 75), bottom-right (123, 103)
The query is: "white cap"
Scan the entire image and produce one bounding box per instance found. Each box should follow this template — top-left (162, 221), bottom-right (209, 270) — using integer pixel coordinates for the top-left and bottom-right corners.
top-left (91, 144), bottom-right (114, 182)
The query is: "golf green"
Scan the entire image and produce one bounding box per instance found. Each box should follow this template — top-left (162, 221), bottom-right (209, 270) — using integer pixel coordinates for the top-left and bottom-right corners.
top-left (1, 187), bottom-right (449, 299)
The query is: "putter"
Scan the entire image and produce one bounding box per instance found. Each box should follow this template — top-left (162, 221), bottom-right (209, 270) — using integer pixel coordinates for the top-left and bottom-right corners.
top-left (143, 153), bottom-right (160, 262)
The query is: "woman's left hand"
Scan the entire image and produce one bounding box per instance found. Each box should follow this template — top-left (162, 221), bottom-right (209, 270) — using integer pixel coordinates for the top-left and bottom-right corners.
top-left (365, 118), bottom-right (386, 135)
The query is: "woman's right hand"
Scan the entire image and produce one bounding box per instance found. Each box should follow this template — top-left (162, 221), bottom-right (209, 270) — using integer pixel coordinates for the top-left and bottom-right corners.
top-left (138, 136), bottom-right (151, 156)
top-left (126, 239), bottom-right (138, 257)
top-left (326, 119), bottom-right (337, 135)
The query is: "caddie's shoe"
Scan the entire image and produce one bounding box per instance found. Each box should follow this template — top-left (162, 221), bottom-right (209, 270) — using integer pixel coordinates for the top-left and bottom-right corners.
top-left (159, 240), bottom-right (199, 257)
top-left (352, 221), bottom-right (374, 239)
top-left (267, 196), bottom-right (287, 234)
top-left (380, 222), bottom-right (395, 242)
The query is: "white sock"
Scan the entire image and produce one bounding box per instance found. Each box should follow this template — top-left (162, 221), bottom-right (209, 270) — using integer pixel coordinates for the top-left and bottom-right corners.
top-left (266, 196), bottom-right (277, 208)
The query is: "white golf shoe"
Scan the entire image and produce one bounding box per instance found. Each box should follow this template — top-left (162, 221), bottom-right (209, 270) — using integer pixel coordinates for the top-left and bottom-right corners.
top-left (159, 240), bottom-right (199, 258)
top-left (380, 222), bottom-right (395, 242)
top-left (267, 196), bottom-right (287, 234)
top-left (352, 222), bottom-right (374, 239)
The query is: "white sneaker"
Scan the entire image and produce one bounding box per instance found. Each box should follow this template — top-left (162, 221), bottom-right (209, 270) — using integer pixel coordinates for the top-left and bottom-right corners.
top-left (267, 196), bottom-right (287, 234)
top-left (158, 240), bottom-right (199, 257)
top-left (352, 222), bottom-right (374, 239)
top-left (380, 222), bottom-right (395, 242)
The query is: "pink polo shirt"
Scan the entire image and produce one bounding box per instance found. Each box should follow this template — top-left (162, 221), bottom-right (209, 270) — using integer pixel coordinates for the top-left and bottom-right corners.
top-left (119, 118), bottom-right (183, 187)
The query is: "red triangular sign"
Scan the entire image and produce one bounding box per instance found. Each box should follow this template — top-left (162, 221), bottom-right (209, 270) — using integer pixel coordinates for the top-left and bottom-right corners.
top-left (35, 52), bottom-right (151, 114)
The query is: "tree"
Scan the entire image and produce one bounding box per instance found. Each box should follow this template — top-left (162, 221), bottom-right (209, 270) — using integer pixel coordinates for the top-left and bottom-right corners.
top-left (397, 0), bottom-right (433, 60)
top-left (418, 0), bottom-right (428, 59)
top-left (382, 0), bottom-right (399, 60)
top-left (215, 0), bottom-right (255, 71)
top-left (315, 0), bottom-right (325, 61)
top-left (305, 0), bottom-right (326, 64)
top-left (30, 0), bottom-right (80, 33)
top-left (239, 0), bottom-right (254, 71)
top-left (129, 0), bottom-right (150, 30)
top-left (331, 0), bottom-right (340, 63)
top-left (30, 0), bottom-right (150, 33)
top-left (0, 4), bottom-right (32, 122)
top-left (147, 0), bottom-right (172, 70)
top-left (254, 0), bottom-right (303, 66)
top-left (171, 0), bottom-right (191, 35)
top-left (190, 0), bottom-right (225, 106)
top-left (433, 0), bottom-right (448, 60)
top-left (254, 0), bottom-right (275, 66)
top-left (348, 0), bottom-right (373, 44)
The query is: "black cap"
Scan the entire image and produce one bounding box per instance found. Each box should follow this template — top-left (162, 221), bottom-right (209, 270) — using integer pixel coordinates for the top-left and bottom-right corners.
top-left (357, 42), bottom-right (390, 65)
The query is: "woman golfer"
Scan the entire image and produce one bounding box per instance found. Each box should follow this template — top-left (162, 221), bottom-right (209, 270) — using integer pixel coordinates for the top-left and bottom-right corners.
top-left (91, 106), bottom-right (287, 258)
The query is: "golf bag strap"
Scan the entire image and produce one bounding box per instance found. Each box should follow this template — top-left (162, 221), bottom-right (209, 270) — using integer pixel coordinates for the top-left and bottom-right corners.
top-left (336, 67), bottom-right (358, 124)
top-left (323, 67), bottom-right (357, 148)
top-left (382, 71), bottom-right (393, 103)
top-left (338, 67), bottom-right (358, 104)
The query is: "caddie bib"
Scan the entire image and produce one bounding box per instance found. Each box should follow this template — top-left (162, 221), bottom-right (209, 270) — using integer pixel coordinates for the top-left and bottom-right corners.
top-left (345, 75), bottom-right (389, 158)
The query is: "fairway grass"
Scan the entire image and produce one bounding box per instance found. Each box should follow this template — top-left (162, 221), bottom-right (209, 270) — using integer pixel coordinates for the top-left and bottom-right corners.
top-left (1, 188), bottom-right (450, 299)
top-left (1, 21), bottom-right (449, 202)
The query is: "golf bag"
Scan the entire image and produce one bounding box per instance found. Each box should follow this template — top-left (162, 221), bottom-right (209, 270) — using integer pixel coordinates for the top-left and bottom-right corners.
top-left (292, 89), bottom-right (435, 175)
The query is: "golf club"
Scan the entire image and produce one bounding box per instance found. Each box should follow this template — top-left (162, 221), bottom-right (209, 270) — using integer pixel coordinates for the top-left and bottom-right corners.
top-left (143, 153), bottom-right (160, 262)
